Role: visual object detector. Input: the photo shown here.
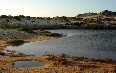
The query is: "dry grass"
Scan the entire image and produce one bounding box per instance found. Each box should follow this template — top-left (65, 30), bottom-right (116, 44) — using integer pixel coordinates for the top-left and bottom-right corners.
top-left (0, 54), bottom-right (116, 73)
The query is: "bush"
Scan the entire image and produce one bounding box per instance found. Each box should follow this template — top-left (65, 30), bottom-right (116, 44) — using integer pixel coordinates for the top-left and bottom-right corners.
top-left (6, 39), bottom-right (25, 46)
top-left (0, 15), bottom-right (8, 18)
top-left (0, 22), bottom-right (9, 28)
top-left (40, 30), bottom-right (51, 33)
top-left (40, 30), bottom-right (62, 36)
top-left (17, 28), bottom-right (35, 33)
top-left (14, 16), bottom-right (21, 21)
top-left (44, 32), bottom-right (62, 36)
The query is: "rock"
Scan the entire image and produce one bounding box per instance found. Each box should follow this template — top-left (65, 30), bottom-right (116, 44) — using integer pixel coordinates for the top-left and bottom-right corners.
top-left (0, 51), bottom-right (5, 55)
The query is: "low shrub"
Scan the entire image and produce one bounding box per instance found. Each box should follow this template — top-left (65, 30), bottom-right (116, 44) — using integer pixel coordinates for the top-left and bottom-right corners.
top-left (45, 33), bottom-right (62, 36)
top-left (40, 30), bottom-right (51, 33)
top-left (6, 39), bottom-right (25, 46)
top-left (40, 30), bottom-right (62, 36)
top-left (17, 28), bottom-right (35, 33)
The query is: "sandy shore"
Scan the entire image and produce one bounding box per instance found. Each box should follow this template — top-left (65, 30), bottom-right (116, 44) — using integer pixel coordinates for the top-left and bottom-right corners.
top-left (0, 29), bottom-right (116, 73)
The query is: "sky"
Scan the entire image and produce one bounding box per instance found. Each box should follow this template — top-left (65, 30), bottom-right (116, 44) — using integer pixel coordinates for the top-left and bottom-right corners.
top-left (0, 0), bottom-right (116, 17)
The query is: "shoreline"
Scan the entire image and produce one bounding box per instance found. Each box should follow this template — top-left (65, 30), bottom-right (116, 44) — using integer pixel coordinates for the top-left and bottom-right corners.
top-left (0, 29), bottom-right (116, 73)
top-left (0, 28), bottom-right (59, 51)
top-left (0, 35), bottom-right (57, 51)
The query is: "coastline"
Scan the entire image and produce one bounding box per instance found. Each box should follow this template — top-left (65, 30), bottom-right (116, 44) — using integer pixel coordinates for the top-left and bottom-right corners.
top-left (0, 36), bottom-right (57, 51)
top-left (0, 29), bottom-right (58, 51)
top-left (0, 29), bottom-right (116, 73)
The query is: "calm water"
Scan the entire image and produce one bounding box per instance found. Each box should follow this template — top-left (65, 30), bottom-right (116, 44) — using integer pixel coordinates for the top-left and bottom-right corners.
top-left (4, 29), bottom-right (116, 60)
top-left (13, 60), bottom-right (45, 68)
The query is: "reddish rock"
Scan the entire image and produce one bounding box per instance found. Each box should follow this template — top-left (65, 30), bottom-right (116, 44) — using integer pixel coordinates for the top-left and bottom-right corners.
top-left (0, 51), bottom-right (5, 55)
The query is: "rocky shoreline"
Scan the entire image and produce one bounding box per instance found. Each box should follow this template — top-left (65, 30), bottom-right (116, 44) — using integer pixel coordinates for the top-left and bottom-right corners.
top-left (0, 29), bottom-right (116, 73)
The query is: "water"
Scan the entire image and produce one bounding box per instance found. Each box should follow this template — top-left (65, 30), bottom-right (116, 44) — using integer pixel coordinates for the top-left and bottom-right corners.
top-left (4, 29), bottom-right (116, 60)
top-left (13, 60), bottom-right (45, 68)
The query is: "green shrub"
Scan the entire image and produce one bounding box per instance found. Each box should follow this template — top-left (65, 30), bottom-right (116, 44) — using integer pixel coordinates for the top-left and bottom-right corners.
top-left (14, 16), bottom-right (21, 21)
top-left (45, 33), bottom-right (62, 36)
top-left (17, 28), bottom-right (35, 33)
top-left (40, 30), bottom-right (62, 36)
top-left (40, 30), bottom-right (51, 33)
top-left (6, 39), bottom-right (25, 46)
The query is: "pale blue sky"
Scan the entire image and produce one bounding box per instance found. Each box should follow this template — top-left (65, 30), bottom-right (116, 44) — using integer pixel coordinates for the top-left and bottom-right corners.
top-left (0, 0), bottom-right (115, 17)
